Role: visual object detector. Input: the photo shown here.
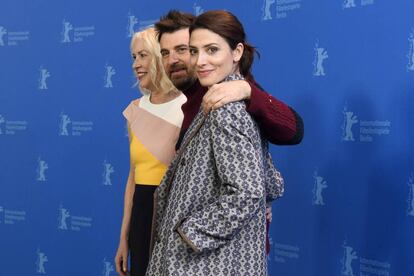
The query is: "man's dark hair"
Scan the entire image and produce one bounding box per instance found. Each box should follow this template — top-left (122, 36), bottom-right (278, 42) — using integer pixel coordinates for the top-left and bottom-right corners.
top-left (154, 10), bottom-right (195, 42)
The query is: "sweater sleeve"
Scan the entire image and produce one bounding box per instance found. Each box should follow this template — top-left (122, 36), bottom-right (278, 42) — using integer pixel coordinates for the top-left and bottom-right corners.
top-left (246, 80), bottom-right (304, 145)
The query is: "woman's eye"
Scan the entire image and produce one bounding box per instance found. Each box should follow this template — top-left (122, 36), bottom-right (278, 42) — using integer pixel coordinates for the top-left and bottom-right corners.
top-left (207, 47), bottom-right (218, 54)
top-left (189, 48), bottom-right (198, 55)
top-left (131, 54), bottom-right (136, 60)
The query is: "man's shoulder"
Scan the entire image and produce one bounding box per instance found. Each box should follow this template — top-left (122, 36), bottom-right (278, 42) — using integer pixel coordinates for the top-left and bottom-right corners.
top-left (185, 80), bottom-right (207, 95)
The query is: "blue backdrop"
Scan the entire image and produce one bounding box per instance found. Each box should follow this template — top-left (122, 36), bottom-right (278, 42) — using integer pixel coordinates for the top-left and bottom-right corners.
top-left (1, 0), bottom-right (413, 275)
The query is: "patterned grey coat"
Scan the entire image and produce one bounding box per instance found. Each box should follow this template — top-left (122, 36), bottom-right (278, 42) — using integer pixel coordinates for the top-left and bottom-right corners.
top-left (146, 101), bottom-right (284, 276)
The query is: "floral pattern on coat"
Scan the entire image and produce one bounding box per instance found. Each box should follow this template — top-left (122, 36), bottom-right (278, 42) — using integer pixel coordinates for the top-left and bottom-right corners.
top-left (147, 100), bottom-right (283, 276)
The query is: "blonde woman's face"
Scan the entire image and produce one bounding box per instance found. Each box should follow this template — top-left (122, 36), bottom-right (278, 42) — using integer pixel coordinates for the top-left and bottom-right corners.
top-left (131, 37), bottom-right (156, 91)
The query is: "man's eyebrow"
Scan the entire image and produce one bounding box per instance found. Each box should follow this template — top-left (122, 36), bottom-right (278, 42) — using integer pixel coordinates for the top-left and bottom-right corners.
top-left (174, 44), bottom-right (188, 49)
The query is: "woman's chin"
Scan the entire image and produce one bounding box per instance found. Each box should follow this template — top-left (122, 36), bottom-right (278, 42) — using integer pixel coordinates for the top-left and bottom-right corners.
top-left (198, 78), bottom-right (214, 87)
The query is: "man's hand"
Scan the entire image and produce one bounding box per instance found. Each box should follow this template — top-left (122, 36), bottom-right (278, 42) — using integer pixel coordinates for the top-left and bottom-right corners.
top-left (202, 80), bottom-right (251, 113)
top-left (266, 205), bottom-right (272, 223)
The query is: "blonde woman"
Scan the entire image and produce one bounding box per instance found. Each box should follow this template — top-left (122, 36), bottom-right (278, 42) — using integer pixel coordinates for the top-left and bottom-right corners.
top-left (114, 27), bottom-right (186, 276)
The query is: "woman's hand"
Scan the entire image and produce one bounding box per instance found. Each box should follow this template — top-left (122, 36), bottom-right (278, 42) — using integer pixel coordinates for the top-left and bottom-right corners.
top-left (115, 238), bottom-right (129, 276)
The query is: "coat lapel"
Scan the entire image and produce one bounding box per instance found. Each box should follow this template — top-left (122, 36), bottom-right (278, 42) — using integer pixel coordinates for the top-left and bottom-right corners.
top-left (149, 109), bottom-right (207, 255)
top-left (177, 109), bottom-right (206, 154)
top-left (165, 109), bottom-right (207, 192)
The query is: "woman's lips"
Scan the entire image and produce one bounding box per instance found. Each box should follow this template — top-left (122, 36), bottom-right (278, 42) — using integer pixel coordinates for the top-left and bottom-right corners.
top-left (136, 72), bottom-right (147, 80)
top-left (197, 69), bottom-right (213, 78)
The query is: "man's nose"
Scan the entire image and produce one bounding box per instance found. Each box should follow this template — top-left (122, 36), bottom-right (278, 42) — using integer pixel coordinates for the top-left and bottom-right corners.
top-left (168, 51), bottom-right (179, 65)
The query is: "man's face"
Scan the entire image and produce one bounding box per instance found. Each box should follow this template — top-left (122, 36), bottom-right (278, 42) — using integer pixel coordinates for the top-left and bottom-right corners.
top-left (159, 28), bottom-right (197, 90)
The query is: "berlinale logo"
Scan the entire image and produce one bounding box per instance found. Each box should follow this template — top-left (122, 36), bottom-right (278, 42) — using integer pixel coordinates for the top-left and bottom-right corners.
top-left (57, 204), bottom-right (70, 230)
top-left (343, 0), bottom-right (374, 9)
top-left (104, 64), bottom-right (116, 88)
top-left (341, 241), bottom-right (358, 276)
top-left (59, 112), bottom-right (71, 136)
top-left (38, 66), bottom-right (51, 90)
top-left (312, 170), bottom-right (328, 205)
top-left (102, 259), bottom-right (114, 276)
top-left (35, 249), bottom-right (48, 274)
top-left (343, 0), bottom-right (356, 8)
top-left (193, 2), bottom-right (204, 16)
top-left (407, 174), bottom-right (414, 216)
top-left (61, 19), bottom-right (73, 43)
top-left (262, 0), bottom-right (275, 20)
top-left (36, 157), bottom-right (49, 182)
top-left (0, 114), bottom-right (5, 135)
top-left (102, 159), bottom-right (115, 186)
top-left (0, 26), bottom-right (7, 46)
top-left (313, 41), bottom-right (329, 77)
top-left (127, 12), bottom-right (138, 38)
top-left (341, 106), bottom-right (358, 142)
top-left (407, 30), bottom-right (414, 71)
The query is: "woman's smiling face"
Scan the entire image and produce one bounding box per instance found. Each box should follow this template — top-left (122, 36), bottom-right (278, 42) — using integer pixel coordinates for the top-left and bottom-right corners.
top-left (189, 28), bottom-right (243, 88)
top-left (131, 36), bottom-right (156, 91)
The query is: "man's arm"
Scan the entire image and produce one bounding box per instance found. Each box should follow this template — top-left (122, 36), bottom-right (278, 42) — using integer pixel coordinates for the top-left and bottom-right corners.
top-left (202, 80), bottom-right (304, 145)
top-left (246, 80), bottom-right (304, 145)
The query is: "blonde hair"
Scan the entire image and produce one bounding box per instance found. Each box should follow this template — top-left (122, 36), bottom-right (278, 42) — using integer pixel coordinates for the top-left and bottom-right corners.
top-left (130, 27), bottom-right (176, 94)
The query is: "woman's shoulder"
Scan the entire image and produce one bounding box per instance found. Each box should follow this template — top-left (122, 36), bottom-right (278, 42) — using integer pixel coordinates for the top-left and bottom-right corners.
top-left (210, 101), bottom-right (254, 128)
top-left (175, 91), bottom-right (187, 103)
top-left (168, 91), bottom-right (187, 106)
top-left (126, 97), bottom-right (144, 107)
top-left (212, 101), bottom-right (247, 117)
top-left (122, 97), bottom-right (143, 122)
top-left (131, 98), bottom-right (141, 106)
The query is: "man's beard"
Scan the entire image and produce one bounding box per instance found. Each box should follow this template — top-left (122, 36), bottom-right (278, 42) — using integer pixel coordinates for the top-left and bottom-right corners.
top-left (168, 63), bottom-right (197, 91)
top-left (172, 75), bottom-right (197, 91)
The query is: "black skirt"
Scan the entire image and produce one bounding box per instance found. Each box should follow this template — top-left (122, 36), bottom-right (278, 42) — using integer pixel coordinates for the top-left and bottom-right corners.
top-left (128, 184), bottom-right (157, 276)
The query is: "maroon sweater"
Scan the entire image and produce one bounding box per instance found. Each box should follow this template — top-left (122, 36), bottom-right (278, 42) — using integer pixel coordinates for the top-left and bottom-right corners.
top-left (176, 80), bottom-right (303, 149)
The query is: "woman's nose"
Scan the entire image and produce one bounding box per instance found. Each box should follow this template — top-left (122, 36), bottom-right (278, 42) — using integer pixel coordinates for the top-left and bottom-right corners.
top-left (196, 52), bottom-right (206, 67)
top-left (132, 58), bottom-right (141, 69)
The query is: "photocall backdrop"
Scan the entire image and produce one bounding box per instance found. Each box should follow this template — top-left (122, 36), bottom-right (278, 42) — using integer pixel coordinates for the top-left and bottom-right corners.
top-left (1, 0), bottom-right (413, 275)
